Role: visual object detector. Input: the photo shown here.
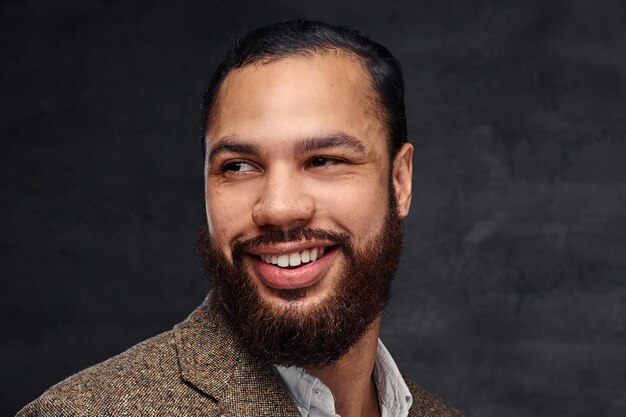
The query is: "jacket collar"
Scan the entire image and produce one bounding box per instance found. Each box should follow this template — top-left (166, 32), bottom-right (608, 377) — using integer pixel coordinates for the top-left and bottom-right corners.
top-left (173, 293), bottom-right (301, 416)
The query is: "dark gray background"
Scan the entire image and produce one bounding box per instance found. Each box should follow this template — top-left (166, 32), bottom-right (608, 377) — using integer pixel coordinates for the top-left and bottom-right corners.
top-left (2, 0), bottom-right (625, 416)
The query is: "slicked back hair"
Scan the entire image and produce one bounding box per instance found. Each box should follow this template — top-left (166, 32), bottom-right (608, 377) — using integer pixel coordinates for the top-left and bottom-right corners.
top-left (200, 19), bottom-right (407, 160)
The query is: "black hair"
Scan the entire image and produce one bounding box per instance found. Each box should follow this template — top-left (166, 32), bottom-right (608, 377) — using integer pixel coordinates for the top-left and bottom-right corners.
top-left (200, 19), bottom-right (407, 158)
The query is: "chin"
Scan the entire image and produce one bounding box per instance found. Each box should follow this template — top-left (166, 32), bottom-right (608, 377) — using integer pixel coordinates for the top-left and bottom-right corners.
top-left (254, 276), bottom-right (335, 310)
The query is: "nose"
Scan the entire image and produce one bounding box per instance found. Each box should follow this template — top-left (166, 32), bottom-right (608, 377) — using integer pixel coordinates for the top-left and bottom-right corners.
top-left (252, 167), bottom-right (315, 230)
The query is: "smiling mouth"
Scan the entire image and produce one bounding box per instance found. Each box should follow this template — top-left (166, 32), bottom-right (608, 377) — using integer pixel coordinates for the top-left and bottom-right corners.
top-left (258, 246), bottom-right (330, 268)
top-left (247, 244), bottom-right (340, 290)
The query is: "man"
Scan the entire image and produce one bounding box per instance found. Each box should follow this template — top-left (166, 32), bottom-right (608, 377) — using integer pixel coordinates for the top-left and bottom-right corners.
top-left (18, 20), bottom-right (463, 417)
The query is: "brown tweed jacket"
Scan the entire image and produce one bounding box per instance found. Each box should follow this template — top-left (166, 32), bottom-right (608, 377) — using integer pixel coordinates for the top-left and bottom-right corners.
top-left (17, 294), bottom-right (464, 417)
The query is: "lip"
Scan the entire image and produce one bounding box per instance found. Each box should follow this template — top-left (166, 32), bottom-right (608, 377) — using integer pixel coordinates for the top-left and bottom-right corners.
top-left (247, 245), bottom-right (338, 290)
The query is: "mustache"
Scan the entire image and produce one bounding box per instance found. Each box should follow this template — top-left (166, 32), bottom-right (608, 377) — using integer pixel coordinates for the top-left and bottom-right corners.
top-left (232, 227), bottom-right (351, 258)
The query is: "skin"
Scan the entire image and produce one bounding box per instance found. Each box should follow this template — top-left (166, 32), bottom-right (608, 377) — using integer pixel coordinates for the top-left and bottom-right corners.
top-left (205, 51), bottom-right (413, 417)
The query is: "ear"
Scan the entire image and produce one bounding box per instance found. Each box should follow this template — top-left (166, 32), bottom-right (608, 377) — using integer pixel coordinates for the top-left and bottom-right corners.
top-left (392, 143), bottom-right (413, 219)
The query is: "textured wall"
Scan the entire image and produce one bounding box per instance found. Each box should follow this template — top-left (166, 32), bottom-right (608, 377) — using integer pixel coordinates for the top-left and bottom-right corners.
top-left (1, 1), bottom-right (625, 416)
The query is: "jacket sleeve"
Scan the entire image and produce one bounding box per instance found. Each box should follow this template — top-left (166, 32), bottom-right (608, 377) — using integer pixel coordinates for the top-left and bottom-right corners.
top-left (15, 396), bottom-right (83, 417)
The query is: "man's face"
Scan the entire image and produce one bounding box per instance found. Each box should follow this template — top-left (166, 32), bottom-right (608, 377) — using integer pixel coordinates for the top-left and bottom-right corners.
top-left (202, 51), bottom-right (413, 365)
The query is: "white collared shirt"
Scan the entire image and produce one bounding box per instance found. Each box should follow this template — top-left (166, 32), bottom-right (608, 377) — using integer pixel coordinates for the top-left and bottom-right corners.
top-left (273, 339), bottom-right (413, 417)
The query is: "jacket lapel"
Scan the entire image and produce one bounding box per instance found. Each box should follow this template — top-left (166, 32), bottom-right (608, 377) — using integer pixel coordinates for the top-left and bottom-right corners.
top-left (174, 293), bottom-right (301, 417)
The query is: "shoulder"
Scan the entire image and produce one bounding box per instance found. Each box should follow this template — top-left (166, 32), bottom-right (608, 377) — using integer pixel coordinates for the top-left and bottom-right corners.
top-left (404, 377), bottom-right (465, 417)
top-left (16, 330), bottom-right (219, 417)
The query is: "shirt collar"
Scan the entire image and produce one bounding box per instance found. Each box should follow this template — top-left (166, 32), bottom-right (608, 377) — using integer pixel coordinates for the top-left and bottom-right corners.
top-left (373, 339), bottom-right (413, 417)
top-left (273, 339), bottom-right (413, 417)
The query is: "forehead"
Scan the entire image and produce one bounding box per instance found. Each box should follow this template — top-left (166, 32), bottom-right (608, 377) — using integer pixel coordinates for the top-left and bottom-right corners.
top-left (207, 51), bottom-right (387, 151)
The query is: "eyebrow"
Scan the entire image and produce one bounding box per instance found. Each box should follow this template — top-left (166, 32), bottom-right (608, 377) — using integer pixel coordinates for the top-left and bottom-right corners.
top-left (206, 132), bottom-right (367, 164)
top-left (295, 133), bottom-right (367, 155)
top-left (207, 137), bottom-right (261, 165)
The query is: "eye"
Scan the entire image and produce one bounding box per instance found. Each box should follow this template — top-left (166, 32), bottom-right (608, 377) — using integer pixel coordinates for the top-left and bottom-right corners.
top-left (221, 160), bottom-right (258, 173)
top-left (308, 157), bottom-right (339, 168)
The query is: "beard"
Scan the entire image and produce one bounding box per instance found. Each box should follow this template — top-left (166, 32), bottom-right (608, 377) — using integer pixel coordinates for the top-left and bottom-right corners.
top-left (197, 188), bottom-right (404, 368)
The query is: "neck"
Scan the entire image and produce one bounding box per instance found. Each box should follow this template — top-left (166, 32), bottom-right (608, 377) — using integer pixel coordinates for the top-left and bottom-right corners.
top-left (305, 317), bottom-right (381, 417)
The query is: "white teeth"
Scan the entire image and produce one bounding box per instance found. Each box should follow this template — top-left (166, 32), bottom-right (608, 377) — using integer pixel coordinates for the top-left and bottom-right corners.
top-left (277, 255), bottom-right (289, 267)
top-left (259, 247), bottom-right (327, 268)
top-left (289, 253), bottom-right (301, 266)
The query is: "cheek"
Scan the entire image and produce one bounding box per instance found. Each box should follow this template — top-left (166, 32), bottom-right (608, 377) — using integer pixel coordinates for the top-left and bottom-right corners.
top-left (205, 187), bottom-right (252, 247)
top-left (317, 175), bottom-right (389, 236)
